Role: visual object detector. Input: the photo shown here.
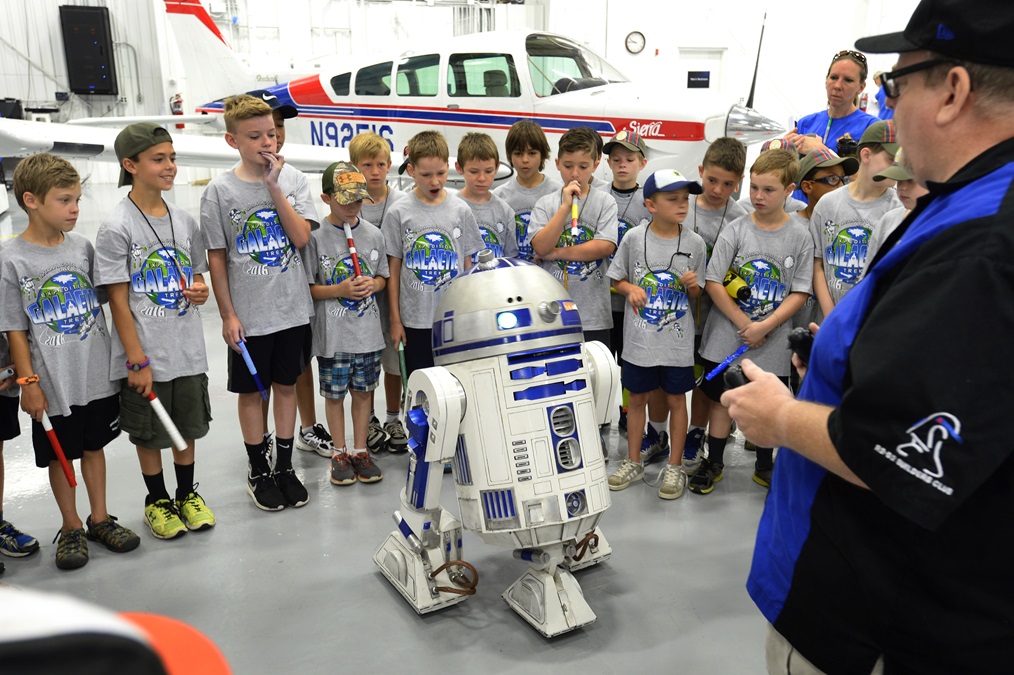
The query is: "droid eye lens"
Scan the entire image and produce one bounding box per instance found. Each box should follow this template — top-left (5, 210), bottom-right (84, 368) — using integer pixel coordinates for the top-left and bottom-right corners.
top-left (497, 311), bottom-right (519, 330)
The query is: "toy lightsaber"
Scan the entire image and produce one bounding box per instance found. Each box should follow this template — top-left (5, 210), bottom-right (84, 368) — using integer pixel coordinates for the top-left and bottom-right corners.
top-left (41, 412), bottom-right (76, 487)
top-left (147, 392), bottom-right (187, 451)
top-left (238, 341), bottom-right (269, 401)
top-left (704, 344), bottom-right (749, 381)
top-left (342, 222), bottom-right (363, 277)
top-left (570, 198), bottom-right (579, 238)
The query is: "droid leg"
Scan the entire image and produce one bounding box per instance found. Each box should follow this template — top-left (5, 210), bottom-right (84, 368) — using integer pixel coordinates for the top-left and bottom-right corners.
top-left (503, 545), bottom-right (596, 637)
top-left (561, 526), bottom-right (613, 572)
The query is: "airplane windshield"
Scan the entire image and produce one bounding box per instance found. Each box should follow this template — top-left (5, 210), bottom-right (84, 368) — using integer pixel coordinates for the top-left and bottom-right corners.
top-left (526, 34), bottom-right (628, 97)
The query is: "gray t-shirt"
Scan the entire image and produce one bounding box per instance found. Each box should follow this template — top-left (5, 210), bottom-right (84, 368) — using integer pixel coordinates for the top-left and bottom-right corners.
top-left (201, 165), bottom-right (317, 336)
top-left (700, 214), bottom-right (814, 377)
top-left (596, 184), bottom-right (653, 312)
top-left (863, 205), bottom-right (908, 275)
top-left (607, 225), bottom-right (707, 368)
top-left (687, 195), bottom-right (749, 335)
top-left (382, 190), bottom-right (484, 329)
top-left (739, 194), bottom-right (807, 214)
top-left (810, 186), bottom-right (902, 306)
top-left (786, 212), bottom-right (818, 330)
top-left (361, 186), bottom-right (406, 336)
top-left (493, 175), bottom-right (563, 261)
top-left (0, 234), bottom-right (118, 417)
top-left (304, 217), bottom-right (389, 356)
top-left (459, 192), bottom-right (519, 262)
top-left (530, 188), bottom-right (619, 331)
top-left (94, 198), bottom-right (210, 382)
top-left (0, 243), bottom-right (18, 399)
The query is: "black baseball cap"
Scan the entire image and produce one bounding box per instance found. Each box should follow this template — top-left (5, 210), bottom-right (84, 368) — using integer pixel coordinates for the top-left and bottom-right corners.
top-left (246, 89), bottom-right (298, 119)
top-left (855, 0), bottom-right (1014, 68)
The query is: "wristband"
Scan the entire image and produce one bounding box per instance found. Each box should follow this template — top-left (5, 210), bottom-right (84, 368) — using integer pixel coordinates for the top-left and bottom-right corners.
top-left (126, 358), bottom-right (150, 372)
top-left (16, 374), bottom-right (39, 385)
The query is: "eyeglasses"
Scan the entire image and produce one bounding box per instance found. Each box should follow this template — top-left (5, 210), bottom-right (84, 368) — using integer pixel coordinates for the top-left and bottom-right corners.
top-left (808, 175), bottom-right (852, 187)
top-left (833, 50), bottom-right (867, 64)
top-left (881, 59), bottom-right (954, 98)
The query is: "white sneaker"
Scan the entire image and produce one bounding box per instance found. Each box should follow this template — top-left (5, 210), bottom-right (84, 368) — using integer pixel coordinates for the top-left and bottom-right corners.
top-left (607, 458), bottom-right (645, 491)
top-left (657, 464), bottom-right (688, 500)
top-left (296, 424), bottom-right (335, 458)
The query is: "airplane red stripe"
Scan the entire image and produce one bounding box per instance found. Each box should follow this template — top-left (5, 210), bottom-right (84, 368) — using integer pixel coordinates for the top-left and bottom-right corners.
top-left (287, 76), bottom-right (332, 106)
top-left (164, 0), bottom-right (228, 46)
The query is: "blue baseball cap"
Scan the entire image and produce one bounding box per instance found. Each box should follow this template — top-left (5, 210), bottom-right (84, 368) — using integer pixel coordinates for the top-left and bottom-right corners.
top-left (643, 169), bottom-right (703, 199)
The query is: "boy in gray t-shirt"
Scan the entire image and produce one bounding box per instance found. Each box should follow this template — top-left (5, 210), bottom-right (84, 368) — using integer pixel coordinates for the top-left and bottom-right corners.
top-left (454, 133), bottom-right (520, 262)
top-left (0, 153), bottom-right (139, 570)
top-left (305, 161), bottom-right (388, 487)
top-left (95, 123), bottom-right (216, 540)
top-left (201, 95), bottom-right (317, 512)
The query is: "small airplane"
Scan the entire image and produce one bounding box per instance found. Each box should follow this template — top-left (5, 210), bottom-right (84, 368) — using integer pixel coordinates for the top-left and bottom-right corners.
top-left (0, 0), bottom-right (782, 191)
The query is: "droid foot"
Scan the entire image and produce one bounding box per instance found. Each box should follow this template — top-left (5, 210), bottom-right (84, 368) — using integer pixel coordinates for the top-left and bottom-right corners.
top-left (373, 532), bottom-right (471, 614)
top-left (502, 566), bottom-right (596, 637)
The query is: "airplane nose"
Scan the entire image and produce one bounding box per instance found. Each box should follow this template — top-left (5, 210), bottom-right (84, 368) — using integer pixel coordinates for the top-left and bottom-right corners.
top-left (714, 105), bottom-right (785, 145)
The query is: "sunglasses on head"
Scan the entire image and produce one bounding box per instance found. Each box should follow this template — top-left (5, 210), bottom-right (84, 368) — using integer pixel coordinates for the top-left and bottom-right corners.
top-left (833, 50), bottom-right (867, 64)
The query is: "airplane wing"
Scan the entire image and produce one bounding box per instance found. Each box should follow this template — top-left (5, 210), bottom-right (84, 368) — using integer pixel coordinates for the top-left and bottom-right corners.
top-left (0, 117), bottom-right (346, 172)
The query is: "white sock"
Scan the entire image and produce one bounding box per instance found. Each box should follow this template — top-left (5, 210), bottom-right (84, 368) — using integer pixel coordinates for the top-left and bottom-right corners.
top-left (301, 425), bottom-right (314, 435)
top-left (353, 447), bottom-right (368, 456)
top-left (385, 411), bottom-right (399, 425)
top-left (333, 446), bottom-right (347, 457)
top-left (649, 419), bottom-right (667, 435)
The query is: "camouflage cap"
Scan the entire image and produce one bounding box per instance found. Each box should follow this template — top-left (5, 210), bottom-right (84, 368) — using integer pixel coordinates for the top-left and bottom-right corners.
top-left (322, 161), bottom-right (373, 205)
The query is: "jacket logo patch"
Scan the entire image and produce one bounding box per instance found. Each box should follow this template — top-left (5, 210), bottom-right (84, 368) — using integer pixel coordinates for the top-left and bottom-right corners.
top-left (873, 412), bottom-right (961, 496)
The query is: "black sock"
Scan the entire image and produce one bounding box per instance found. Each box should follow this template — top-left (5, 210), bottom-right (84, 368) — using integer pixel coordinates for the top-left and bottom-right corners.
top-left (707, 436), bottom-right (728, 466)
top-left (755, 448), bottom-right (774, 472)
top-left (274, 437), bottom-right (294, 472)
top-left (246, 441), bottom-right (270, 475)
top-left (143, 471), bottom-right (171, 505)
top-left (174, 462), bottom-right (195, 501)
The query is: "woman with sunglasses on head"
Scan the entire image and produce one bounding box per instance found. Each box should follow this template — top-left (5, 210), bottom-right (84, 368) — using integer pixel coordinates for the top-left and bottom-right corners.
top-left (784, 50), bottom-right (879, 161)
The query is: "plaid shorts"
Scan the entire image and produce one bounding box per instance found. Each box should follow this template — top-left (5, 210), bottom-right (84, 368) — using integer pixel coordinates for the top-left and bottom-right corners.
top-left (318, 350), bottom-right (383, 399)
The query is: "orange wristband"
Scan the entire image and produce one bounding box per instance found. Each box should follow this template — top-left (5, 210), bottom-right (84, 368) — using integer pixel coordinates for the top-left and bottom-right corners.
top-left (16, 374), bottom-right (39, 385)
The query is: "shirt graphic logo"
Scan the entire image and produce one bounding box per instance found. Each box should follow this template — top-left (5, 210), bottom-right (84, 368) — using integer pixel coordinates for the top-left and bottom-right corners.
top-left (738, 258), bottom-right (785, 318)
top-left (516, 211), bottom-right (533, 261)
top-left (405, 230), bottom-right (458, 288)
top-left (24, 271), bottom-right (104, 340)
top-left (638, 268), bottom-right (688, 333)
top-left (556, 224), bottom-right (602, 280)
top-left (825, 225), bottom-right (871, 285)
top-left (319, 254), bottom-right (375, 317)
top-left (131, 247), bottom-right (194, 316)
top-left (873, 412), bottom-right (961, 496)
top-left (231, 208), bottom-right (298, 271)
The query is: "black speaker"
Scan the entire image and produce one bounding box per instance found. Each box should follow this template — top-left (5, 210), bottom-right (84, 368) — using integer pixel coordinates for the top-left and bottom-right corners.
top-left (59, 5), bottom-right (118, 96)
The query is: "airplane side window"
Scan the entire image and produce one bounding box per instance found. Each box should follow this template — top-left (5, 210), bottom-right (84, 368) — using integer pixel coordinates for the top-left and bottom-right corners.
top-left (396, 54), bottom-right (439, 97)
top-left (525, 33), bottom-right (627, 97)
top-left (330, 73), bottom-right (351, 97)
top-left (355, 62), bottom-right (394, 96)
top-left (447, 53), bottom-right (520, 98)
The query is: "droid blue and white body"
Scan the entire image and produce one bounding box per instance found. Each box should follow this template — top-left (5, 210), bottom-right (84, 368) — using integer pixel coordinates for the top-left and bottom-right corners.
top-left (373, 251), bottom-right (619, 637)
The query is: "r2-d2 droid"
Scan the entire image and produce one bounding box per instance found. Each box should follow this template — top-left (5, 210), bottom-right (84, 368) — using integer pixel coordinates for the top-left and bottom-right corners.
top-left (374, 250), bottom-right (619, 637)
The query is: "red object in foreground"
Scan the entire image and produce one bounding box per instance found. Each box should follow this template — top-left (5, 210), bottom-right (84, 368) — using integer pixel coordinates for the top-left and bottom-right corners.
top-left (41, 412), bottom-right (76, 488)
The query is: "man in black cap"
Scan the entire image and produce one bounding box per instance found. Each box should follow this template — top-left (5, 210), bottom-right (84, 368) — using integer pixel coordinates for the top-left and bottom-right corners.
top-left (720, 1), bottom-right (1014, 672)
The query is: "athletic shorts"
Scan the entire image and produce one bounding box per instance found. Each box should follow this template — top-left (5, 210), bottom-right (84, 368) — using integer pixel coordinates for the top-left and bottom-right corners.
top-left (318, 351), bottom-right (383, 400)
top-left (32, 394), bottom-right (120, 468)
top-left (0, 395), bottom-right (20, 442)
top-left (227, 324), bottom-right (309, 393)
top-left (402, 327), bottom-right (434, 379)
top-left (119, 374), bottom-right (212, 449)
top-left (622, 362), bottom-right (696, 396)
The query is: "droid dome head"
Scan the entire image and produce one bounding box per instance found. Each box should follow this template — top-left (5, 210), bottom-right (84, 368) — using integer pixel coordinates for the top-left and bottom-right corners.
top-left (431, 250), bottom-right (584, 366)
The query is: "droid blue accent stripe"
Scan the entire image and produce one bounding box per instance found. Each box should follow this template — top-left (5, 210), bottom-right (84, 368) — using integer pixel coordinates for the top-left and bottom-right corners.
top-left (513, 379), bottom-right (587, 401)
top-left (546, 358), bottom-right (583, 376)
top-left (507, 490), bottom-right (515, 516)
top-left (506, 344), bottom-right (582, 364)
top-left (398, 518), bottom-right (415, 540)
top-left (432, 327), bottom-right (582, 358)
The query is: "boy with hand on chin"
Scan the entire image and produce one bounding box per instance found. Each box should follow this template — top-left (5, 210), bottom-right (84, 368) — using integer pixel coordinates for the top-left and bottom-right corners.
top-left (202, 94), bottom-right (315, 512)
top-left (95, 123), bottom-right (215, 540)
top-left (530, 127), bottom-right (618, 348)
top-left (693, 149), bottom-right (813, 494)
top-left (606, 170), bottom-right (707, 499)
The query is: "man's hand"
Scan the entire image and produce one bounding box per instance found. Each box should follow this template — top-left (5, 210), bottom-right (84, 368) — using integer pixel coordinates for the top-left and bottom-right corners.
top-left (721, 359), bottom-right (794, 448)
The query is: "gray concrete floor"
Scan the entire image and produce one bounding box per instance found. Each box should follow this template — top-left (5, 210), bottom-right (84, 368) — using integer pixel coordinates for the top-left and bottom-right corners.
top-left (0, 181), bottom-right (769, 673)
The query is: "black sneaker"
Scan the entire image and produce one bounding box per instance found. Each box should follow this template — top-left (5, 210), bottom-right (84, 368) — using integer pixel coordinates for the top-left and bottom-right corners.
top-left (54, 527), bottom-right (89, 570)
top-left (367, 416), bottom-right (389, 453)
top-left (688, 458), bottom-right (724, 495)
top-left (274, 469), bottom-right (309, 507)
top-left (85, 515), bottom-right (140, 553)
top-left (247, 465), bottom-right (286, 511)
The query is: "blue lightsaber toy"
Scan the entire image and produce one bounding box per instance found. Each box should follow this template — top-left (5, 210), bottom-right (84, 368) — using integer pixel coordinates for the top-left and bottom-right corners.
top-left (238, 341), bottom-right (269, 400)
top-left (704, 344), bottom-right (749, 381)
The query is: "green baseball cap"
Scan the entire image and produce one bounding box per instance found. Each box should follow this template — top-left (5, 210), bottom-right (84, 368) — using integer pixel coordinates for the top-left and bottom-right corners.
top-left (114, 123), bottom-right (173, 187)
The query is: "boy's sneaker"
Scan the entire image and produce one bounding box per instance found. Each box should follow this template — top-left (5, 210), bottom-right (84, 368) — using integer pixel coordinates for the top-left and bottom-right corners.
top-left (607, 458), bottom-right (645, 491)
top-left (688, 458), bottom-right (724, 495)
top-left (0, 520), bottom-right (40, 557)
top-left (274, 469), bottom-right (309, 507)
top-left (658, 464), bottom-right (688, 500)
top-left (86, 514), bottom-right (141, 553)
top-left (296, 424), bottom-right (335, 458)
top-left (143, 500), bottom-right (187, 540)
top-left (247, 465), bottom-right (286, 511)
top-left (329, 452), bottom-right (356, 486)
top-left (351, 452), bottom-right (383, 483)
top-left (53, 528), bottom-right (88, 570)
top-left (682, 428), bottom-right (706, 476)
top-left (753, 466), bottom-right (774, 489)
top-left (367, 417), bottom-right (389, 453)
top-left (176, 490), bottom-right (216, 531)
top-left (384, 419), bottom-right (408, 453)
top-left (639, 427), bottom-right (670, 464)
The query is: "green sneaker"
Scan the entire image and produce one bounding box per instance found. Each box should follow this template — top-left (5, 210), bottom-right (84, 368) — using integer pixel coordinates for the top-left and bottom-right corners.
top-left (86, 514), bottom-right (140, 553)
top-left (144, 500), bottom-right (187, 540)
top-left (176, 491), bottom-right (216, 531)
top-left (53, 527), bottom-right (89, 570)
